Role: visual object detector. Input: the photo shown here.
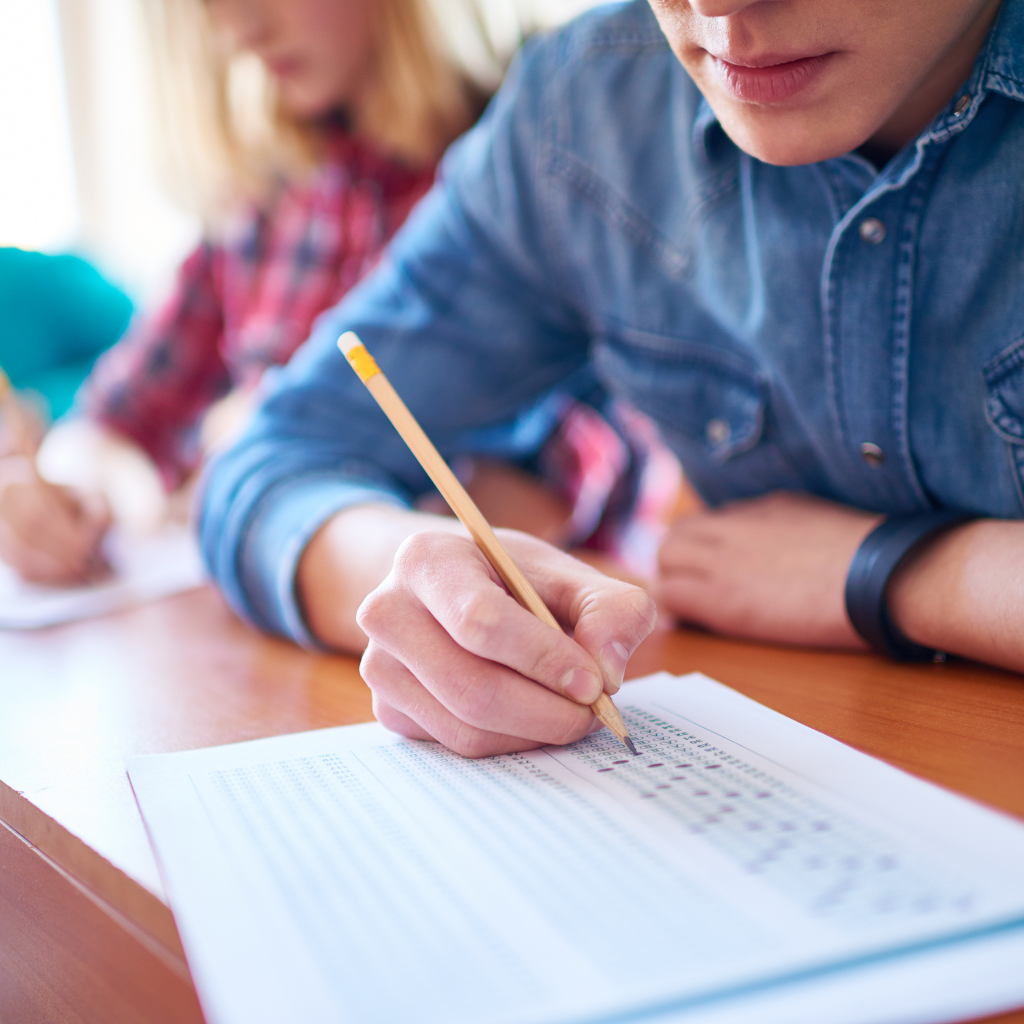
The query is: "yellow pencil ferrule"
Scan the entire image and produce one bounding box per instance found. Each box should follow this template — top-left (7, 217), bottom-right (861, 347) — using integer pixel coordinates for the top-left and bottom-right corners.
top-left (338, 333), bottom-right (381, 384)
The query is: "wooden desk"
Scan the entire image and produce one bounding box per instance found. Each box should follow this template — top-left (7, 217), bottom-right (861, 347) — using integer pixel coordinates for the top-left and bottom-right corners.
top-left (1, 585), bottom-right (1022, 1024)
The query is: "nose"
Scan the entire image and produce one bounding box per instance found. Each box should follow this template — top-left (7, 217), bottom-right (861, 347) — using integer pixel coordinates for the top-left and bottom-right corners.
top-left (208, 0), bottom-right (275, 51)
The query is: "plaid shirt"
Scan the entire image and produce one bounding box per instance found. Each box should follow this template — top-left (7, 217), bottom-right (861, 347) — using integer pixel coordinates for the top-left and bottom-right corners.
top-left (83, 135), bottom-right (435, 488)
top-left (82, 135), bottom-right (677, 569)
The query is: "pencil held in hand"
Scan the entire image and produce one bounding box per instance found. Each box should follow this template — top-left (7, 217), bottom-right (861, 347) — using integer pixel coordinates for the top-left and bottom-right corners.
top-left (0, 367), bottom-right (45, 459)
top-left (338, 331), bottom-right (638, 754)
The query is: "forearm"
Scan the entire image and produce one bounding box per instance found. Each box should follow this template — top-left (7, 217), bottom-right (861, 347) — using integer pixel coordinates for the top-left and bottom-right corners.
top-left (887, 519), bottom-right (1024, 672)
top-left (297, 455), bottom-right (586, 652)
top-left (297, 504), bottom-right (467, 652)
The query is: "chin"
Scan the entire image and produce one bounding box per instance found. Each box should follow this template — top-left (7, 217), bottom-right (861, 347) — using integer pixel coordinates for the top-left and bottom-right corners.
top-left (715, 108), bottom-right (872, 167)
top-left (278, 86), bottom-right (336, 123)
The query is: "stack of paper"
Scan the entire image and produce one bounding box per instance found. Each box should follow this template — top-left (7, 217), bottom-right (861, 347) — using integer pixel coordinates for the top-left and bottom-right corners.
top-left (128, 673), bottom-right (1024, 1024)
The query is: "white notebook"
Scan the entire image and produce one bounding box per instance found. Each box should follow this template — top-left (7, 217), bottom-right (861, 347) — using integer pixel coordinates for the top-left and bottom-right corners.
top-left (128, 673), bottom-right (1024, 1024)
top-left (0, 525), bottom-right (205, 629)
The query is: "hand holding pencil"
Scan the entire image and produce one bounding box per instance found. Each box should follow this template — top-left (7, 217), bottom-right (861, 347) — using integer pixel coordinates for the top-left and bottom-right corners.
top-left (0, 368), bottom-right (45, 460)
top-left (0, 368), bottom-right (111, 585)
top-left (338, 332), bottom-right (655, 755)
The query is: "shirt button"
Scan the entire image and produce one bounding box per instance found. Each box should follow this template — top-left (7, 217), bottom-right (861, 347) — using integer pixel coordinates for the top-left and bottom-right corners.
top-left (953, 94), bottom-right (972, 117)
top-left (860, 442), bottom-right (884, 466)
top-left (859, 218), bottom-right (886, 244)
top-left (706, 418), bottom-right (730, 446)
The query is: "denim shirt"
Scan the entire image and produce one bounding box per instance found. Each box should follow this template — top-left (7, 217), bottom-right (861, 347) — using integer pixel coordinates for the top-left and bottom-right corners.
top-left (200, 0), bottom-right (1024, 644)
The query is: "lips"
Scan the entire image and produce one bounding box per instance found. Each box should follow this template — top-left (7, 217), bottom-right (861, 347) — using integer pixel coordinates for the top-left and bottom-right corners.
top-left (710, 52), bottom-right (837, 104)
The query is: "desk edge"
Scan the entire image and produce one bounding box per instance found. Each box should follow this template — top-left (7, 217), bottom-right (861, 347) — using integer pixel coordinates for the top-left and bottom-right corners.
top-left (0, 779), bottom-right (184, 962)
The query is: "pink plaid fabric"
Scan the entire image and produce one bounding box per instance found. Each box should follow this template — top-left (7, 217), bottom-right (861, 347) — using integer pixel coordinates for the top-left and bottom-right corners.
top-left (541, 399), bottom-right (680, 576)
top-left (81, 134), bottom-right (677, 567)
top-left (83, 135), bottom-right (435, 487)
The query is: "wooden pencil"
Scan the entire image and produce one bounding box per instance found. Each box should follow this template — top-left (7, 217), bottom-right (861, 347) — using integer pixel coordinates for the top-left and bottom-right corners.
top-left (0, 367), bottom-right (26, 449)
top-left (0, 367), bottom-right (39, 460)
top-left (338, 331), bottom-right (638, 754)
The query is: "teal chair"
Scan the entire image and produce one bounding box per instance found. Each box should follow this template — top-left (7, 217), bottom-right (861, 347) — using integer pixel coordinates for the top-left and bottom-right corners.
top-left (0, 247), bottom-right (133, 420)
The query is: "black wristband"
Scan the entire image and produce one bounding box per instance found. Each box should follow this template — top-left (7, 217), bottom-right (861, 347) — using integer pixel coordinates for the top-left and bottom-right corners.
top-left (845, 510), bottom-right (979, 661)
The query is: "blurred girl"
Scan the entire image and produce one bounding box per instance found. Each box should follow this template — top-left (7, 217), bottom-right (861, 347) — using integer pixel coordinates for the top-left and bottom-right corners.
top-left (1, 0), bottom-right (657, 584)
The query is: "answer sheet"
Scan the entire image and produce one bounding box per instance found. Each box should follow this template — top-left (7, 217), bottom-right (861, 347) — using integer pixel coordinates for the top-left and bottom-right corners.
top-left (0, 525), bottom-right (204, 629)
top-left (128, 673), bottom-right (1024, 1024)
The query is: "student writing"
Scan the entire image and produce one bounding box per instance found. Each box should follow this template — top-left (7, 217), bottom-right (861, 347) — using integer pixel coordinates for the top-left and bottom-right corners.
top-left (199, 0), bottom-right (1024, 755)
top-left (0, 0), bottom-right (653, 584)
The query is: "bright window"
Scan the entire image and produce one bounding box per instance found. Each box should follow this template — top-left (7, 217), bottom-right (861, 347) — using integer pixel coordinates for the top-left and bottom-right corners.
top-left (0, 0), bottom-right (78, 253)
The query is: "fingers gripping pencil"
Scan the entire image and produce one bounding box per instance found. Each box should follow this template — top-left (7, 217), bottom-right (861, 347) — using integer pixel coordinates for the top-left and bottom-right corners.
top-left (338, 331), bottom-right (638, 754)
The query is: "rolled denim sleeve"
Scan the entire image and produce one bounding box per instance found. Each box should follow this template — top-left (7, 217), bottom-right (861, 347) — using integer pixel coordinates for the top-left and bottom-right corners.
top-left (237, 474), bottom-right (408, 647)
top-left (198, 34), bottom-right (591, 643)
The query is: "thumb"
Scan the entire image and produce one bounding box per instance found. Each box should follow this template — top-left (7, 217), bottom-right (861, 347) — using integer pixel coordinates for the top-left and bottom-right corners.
top-left (492, 531), bottom-right (658, 695)
top-left (570, 579), bottom-right (658, 693)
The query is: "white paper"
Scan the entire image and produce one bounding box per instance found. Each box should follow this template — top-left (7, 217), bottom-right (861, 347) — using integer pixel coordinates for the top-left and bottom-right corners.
top-left (0, 525), bottom-right (205, 628)
top-left (128, 673), bottom-right (1024, 1024)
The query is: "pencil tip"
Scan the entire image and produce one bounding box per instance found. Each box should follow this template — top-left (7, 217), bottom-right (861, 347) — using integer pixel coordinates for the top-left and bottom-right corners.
top-left (624, 735), bottom-right (638, 756)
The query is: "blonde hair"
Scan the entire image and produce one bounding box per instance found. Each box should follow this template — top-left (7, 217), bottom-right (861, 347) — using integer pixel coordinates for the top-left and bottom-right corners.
top-left (143, 0), bottom-right (526, 221)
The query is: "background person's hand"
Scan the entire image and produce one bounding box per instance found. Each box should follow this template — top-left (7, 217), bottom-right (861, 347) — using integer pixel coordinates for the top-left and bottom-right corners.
top-left (0, 392), bottom-right (47, 460)
top-left (655, 491), bottom-right (881, 649)
top-left (0, 455), bottom-right (111, 585)
top-left (357, 528), bottom-right (657, 757)
top-left (36, 419), bottom-right (167, 535)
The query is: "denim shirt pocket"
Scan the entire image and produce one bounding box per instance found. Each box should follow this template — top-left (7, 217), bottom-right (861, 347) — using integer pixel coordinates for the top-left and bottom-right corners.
top-left (591, 325), bottom-right (796, 503)
top-left (983, 335), bottom-right (1024, 502)
top-left (551, 150), bottom-right (693, 283)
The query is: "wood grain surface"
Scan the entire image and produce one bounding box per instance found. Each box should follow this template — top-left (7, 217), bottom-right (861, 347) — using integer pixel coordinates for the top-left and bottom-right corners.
top-left (0, 818), bottom-right (204, 1024)
top-left (0, 584), bottom-right (1022, 1024)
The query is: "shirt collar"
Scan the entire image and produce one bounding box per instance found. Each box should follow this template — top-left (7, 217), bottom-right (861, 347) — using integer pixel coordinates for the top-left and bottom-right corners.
top-left (926, 0), bottom-right (1023, 142)
top-left (982, 0), bottom-right (1024, 102)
